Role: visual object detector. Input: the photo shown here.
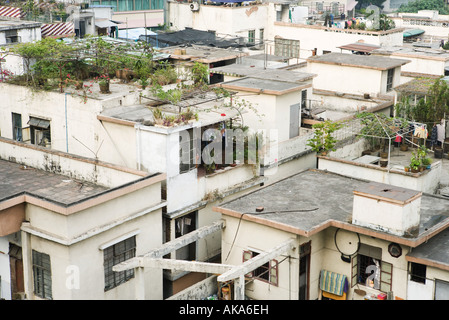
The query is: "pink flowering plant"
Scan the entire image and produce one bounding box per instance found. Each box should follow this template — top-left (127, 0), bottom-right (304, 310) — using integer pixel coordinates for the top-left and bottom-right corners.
top-left (95, 74), bottom-right (110, 86)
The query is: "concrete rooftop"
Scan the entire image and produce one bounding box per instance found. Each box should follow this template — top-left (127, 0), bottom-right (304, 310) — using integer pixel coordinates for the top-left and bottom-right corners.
top-left (216, 169), bottom-right (449, 244)
top-left (0, 159), bottom-right (108, 206)
top-left (307, 52), bottom-right (411, 70)
top-left (211, 64), bottom-right (316, 83)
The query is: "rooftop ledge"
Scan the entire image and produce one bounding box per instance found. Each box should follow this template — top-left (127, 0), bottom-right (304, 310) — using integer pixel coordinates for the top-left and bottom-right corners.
top-left (274, 21), bottom-right (406, 35)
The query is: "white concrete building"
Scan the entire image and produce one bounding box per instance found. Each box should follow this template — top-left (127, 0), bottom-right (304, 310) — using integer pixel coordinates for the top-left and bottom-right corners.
top-left (307, 52), bottom-right (410, 98)
top-left (213, 169), bottom-right (449, 300)
top-left (0, 137), bottom-right (166, 300)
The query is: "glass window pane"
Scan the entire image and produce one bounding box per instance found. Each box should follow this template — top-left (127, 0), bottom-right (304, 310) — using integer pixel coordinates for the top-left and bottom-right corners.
top-left (381, 262), bottom-right (392, 273)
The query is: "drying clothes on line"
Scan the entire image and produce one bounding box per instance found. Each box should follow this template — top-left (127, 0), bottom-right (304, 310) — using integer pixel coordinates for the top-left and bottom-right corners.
top-left (414, 125), bottom-right (428, 139)
top-left (394, 135), bottom-right (402, 143)
top-left (431, 124), bottom-right (438, 147)
top-left (437, 123), bottom-right (445, 143)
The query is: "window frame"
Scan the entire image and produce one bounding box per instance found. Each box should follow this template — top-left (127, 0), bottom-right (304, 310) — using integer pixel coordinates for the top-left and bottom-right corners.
top-left (242, 250), bottom-right (279, 286)
top-left (32, 250), bottom-right (52, 300)
top-left (351, 253), bottom-right (393, 293)
top-left (386, 68), bottom-right (394, 92)
top-left (248, 30), bottom-right (255, 44)
top-left (103, 236), bottom-right (136, 291)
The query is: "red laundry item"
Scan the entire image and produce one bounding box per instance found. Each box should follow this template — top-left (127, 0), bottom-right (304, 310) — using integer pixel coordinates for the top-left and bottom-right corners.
top-left (394, 135), bottom-right (402, 143)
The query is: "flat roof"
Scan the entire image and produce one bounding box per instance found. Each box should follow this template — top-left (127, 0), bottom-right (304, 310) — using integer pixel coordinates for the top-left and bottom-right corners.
top-left (0, 19), bottom-right (41, 31)
top-left (214, 169), bottom-right (449, 246)
top-left (0, 159), bottom-right (108, 206)
top-left (218, 77), bottom-right (309, 95)
top-left (100, 91), bottom-right (241, 128)
top-left (307, 52), bottom-right (410, 70)
top-left (338, 42), bottom-right (381, 53)
top-left (406, 227), bottom-right (449, 270)
top-left (210, 65), bottom-right (316, 82)
top-left (372, 45), bottom-right (449, 61)
top-left (159, 45), bottom-right (248, 63)
top-left (394, 77), bottom-right (436, 94)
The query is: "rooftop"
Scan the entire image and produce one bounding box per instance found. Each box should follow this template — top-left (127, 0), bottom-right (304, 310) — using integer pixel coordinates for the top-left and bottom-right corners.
top-left (215, 169), bottom-right (449, 246)
top-left (372, 45), bottom-right (449, 61)
top-left (0, 158), bottom-right (108, 207)
top-left (307, 52), bottom-right (410, 70)
top-left (0, 18), bottom-right (41, 31)
top-left (100, 90), bottom-right (240, 128)
top-left (217, 76), bottom-right (310, 95)
top-left (210, 64), bottom-right (316, 82)
top-left (159, 44), bottom-right (248, 64)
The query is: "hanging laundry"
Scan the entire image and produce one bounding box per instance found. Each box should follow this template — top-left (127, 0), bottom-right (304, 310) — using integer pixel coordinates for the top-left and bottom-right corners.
top-left (431, 124), bottom-right (438, 147)
top-left (437, 122), bottom-right (445, 144)
top-left (414, 125), bottom-right (427, 139)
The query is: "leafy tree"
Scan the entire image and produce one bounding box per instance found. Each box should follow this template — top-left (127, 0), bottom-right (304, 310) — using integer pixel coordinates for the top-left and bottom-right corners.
top-left (396, 0), bottom-right (449, 14)
top-left (395, 78), bottom-right (449, 124)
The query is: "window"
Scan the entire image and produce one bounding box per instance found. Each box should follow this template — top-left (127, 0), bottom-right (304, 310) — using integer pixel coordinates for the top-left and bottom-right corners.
top-left (179, 128), bottom-right (198, 174)
top-left (410, 262), bottom-right (426, 284)
top-left (248, 30), bottom-right (255, 44)
top-left (274, 37), bottom-right (300, 59)
top-left (104, 236), bottom-right (136, 291)
top-left (386, 68), bottom-right (394, 91)
top-left (32, 250), bottom-right (52, 299)
top-left (175, 211), bottom-right (197, 261)
top-left (28, 117), bottom-right (51, 147)
top-left (12, 113), bottom-right (22, 141)
top-left (351, 244), bottom-right (392, 292)
top-left (243, 250), bottom-right (278, 286)
top-left (259, 29), bottom-right (264, 44)
top-left (5, 29), bottom-right (20, 44)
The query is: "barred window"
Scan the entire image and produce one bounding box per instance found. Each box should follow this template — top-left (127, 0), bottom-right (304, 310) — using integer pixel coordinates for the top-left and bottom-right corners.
top-left (387, 68), bottom-right (394, 92)
top-left (243, 250), bottom-right (278, 286)
top-left (32, 250), bottom-right (52, 299)
top-left (104, 236), bottom-right (136, 291)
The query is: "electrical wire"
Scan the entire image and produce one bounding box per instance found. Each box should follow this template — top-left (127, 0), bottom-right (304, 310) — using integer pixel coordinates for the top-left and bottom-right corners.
top-left (224, 208), bottom-right (319, 263)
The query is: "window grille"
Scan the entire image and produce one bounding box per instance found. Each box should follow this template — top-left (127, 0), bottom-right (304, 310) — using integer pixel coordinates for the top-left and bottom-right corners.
top-left (243, 250), bottom-right (279, 286)
top-left (104, 236), bottom-right (136, 291)
top-left (32, 250), bottom-right (52, 299)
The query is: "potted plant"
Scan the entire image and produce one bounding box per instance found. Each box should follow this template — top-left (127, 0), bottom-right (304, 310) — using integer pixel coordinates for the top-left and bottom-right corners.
top-left (421, 157), bottom-right (432, 169)
top-left (410, 156), bottom-right (420, 173)
top-left (97, 74), bottom-right (110, 93)
top-left (307, 120), bottom-right (342, 156)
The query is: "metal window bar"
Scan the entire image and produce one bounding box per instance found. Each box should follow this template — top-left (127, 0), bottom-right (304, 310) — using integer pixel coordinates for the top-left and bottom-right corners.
top-left (104, 236), bottom-right (136, 291)
top-left (32, 250), bottom-right (52, 299)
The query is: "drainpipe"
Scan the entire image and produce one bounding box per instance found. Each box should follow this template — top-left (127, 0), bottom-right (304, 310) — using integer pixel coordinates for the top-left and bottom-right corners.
top-left (65, 93), bottom-right (70, 153)
top-left (136, 125), bottom-right (142, 171)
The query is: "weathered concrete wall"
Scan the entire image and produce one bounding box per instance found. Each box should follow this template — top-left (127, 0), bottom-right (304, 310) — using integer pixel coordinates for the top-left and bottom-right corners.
top-left (166, 275), bottom-right (218, 300)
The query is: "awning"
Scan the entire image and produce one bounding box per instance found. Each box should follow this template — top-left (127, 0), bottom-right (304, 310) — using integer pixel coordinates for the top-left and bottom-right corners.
top-left (403, 29), bottom-right (425, 38)
top-left (28, 117), bottom-right (50, 129)
top-left (319, 270), bottom-right (348, 296)
top-left (95, 20), bottom-right (119, 28)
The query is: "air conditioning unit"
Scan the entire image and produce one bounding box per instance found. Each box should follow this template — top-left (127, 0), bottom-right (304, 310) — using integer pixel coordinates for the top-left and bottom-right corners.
top-left (190, 2), bottom-right (199, 11)
top-left (275, 4), bottom-right (282, 11)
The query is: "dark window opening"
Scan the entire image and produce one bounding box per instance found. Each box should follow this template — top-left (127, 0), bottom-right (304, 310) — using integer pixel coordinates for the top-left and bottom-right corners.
top-left (410, 262), bottom-right (426, 284)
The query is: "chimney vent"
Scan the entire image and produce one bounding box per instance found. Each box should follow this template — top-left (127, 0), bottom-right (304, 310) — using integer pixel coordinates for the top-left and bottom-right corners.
top-left (352, 182), bottom-right (422, 237)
